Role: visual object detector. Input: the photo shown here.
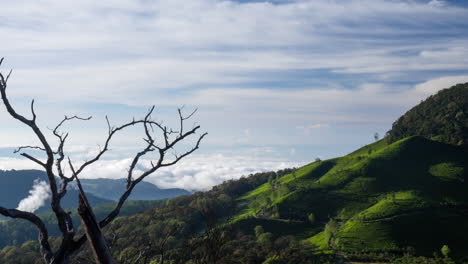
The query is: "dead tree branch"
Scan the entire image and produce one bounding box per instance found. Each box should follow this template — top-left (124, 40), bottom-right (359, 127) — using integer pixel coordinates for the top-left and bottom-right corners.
top-left (1, 58), bottom-right (77, 263)
top-left (0, 207), bottom-right (53, 263)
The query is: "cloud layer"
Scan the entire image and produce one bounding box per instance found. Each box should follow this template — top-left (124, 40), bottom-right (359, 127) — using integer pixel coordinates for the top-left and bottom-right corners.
top-left (1, 0), bottom-right (467, 103)
top-left (0, 153), bottom-right (299, 191)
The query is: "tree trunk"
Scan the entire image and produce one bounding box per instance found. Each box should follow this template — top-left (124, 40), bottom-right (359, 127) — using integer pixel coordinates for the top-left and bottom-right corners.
top-left (78, 194), bottom-right (113, 264)
top-left (49, 253), bottom-right (69, 264)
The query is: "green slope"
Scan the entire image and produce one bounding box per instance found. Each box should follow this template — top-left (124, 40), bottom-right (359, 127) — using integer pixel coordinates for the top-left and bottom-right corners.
top-left (233, 136), bottom-right (468, 257)
top-left (3, 137), bottom-right (466, 263)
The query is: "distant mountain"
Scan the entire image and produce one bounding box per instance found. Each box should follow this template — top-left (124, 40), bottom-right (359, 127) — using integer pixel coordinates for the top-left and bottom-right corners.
top-left (0, 170), bottom-right (48, 209)
top-left (0, 170), bottom-right (111, 213)
top-left (0, 170), bottom-right (189, 213)
top-left (76, 178), bottom-right (190, 201)
top-left (387, 82), bottom-right (468, 146)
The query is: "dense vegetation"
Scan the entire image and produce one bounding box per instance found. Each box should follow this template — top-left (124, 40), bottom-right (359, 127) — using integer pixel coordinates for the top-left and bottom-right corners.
top-left (387, 82), bottom-right (468, 146)
top-left (0, 200), bottom-right (160, 249)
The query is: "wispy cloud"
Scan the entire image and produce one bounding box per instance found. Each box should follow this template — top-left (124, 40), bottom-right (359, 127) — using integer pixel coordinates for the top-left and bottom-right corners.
top-left (1, 0), bottom-right (467, 103)
top-left (428, 0), bottom-right (447, 7)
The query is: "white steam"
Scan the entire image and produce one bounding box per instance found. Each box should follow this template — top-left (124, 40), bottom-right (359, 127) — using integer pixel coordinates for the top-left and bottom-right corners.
top-left (17, 179), bottom-right (51, 213)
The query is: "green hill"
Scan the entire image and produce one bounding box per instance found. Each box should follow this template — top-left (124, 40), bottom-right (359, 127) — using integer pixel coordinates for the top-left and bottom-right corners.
top-left (234, 136), bottom-right (468, 257)
top-left (1, 136), bottom-right (467, 263)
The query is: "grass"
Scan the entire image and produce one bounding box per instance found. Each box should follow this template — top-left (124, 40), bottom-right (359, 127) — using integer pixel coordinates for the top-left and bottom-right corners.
top-left (429, 162), bottom-right (464, 181)
top-left (336, 220), bottom-right (398, 251)
top-left (352, 191), bottom-right (427, 221)
top-left (308, 231), bottom-right (329, 252)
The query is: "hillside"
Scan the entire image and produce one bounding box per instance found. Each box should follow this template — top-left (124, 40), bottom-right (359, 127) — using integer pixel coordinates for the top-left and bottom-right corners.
top-left (1, 137), bottom-right (467, 263)
top-left (387, 82), bottom-right (468, 146)
top-left (234, 136), bottom-right (468, 259)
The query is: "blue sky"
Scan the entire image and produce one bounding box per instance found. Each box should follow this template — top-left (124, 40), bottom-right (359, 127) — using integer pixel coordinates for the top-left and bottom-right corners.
top-left (1, 0), bottom-right (468, 190)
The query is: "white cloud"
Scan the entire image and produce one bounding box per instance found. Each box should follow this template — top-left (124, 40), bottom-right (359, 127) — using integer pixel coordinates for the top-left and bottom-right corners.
top-left (296, 123), bottom-right (329, 136)
top-left (71, 150), bottom-right (301, 191)
top-left (289, 148), bottom-right (296, 156)
top-left (17, 179), bottom-right (51, 213)
top-left (428, 0), bottom-right (447, 8)
top-left (0, 158), bottom-right (43, 171)
top-left (146, 154), bottom-right (300, 191)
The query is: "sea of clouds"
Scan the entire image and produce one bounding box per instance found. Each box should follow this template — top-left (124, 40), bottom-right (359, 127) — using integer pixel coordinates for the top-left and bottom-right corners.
top-left (0, 153), bottom-right (300, 192)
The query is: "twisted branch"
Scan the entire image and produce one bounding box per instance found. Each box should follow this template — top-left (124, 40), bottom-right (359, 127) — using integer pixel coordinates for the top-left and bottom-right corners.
top-left (0, 207), bottom-right (53, 263)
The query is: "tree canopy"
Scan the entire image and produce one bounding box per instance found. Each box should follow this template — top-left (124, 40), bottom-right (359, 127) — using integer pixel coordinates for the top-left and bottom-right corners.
top-left (387, 83), bottom-right (468, 146)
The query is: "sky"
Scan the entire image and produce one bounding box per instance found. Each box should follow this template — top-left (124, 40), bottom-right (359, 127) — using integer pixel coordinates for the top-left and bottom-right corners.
top-left (0, 0), bottom-right (468, 191)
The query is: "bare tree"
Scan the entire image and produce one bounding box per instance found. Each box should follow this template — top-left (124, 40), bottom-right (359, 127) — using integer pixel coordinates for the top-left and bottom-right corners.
top-left (0, 58), bottom-right (207, 264)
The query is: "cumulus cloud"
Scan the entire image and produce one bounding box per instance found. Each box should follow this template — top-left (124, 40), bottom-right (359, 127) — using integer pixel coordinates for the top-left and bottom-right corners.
top-left (17, 179), bottom-right (51, 213)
